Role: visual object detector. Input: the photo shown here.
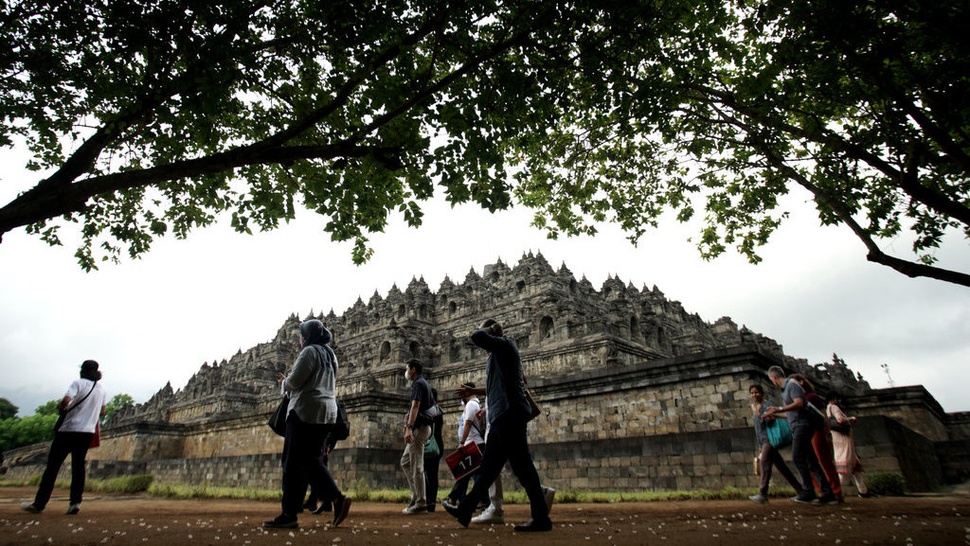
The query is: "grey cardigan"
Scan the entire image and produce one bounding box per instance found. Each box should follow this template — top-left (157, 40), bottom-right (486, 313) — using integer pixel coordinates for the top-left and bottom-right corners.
top-left (283, 345), bottom-right (338, 425)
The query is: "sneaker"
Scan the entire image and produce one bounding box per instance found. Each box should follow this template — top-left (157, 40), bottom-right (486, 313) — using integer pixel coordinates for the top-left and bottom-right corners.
top-left (542, 486), bottom-right (556, 514)
top-left (443, 501), bottom-right (471, 527)
top-left (748, 494), bottom-right (768, 504)
top-left (20, 502), bottom-right (42, 514)
top-left (333, 496), bottom-right (352, 527)
top-left (441, 499), bottom-right (459, 511)
top-left (311, 502), bottom-right (332, 514)
top-left (791, 493), bottom-right (817, 504)
top-left (403, 503), bottom-right (427, 515)
top-left (263, 514), bottom-right (298, 529)
top-left (513, 518), bottom-right (552, 532)
top-left (816, 494), bottom-right (839, 505)
top-left (66, 503), bottom-right (81, 515)
top-left (858, 492), bottom-right (877, 499)
top-left (471, 506), bottom-right (505, 524)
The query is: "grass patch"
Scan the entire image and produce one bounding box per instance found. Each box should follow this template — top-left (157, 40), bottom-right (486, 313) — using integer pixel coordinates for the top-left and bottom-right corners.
top-left (867, 472), bottom-right (906, 496)
top-left (87, 474), bottom-right (154, 493)
top-left (148, 482), bottom-right (280, 501)
top-left (16, 474), bottom-right (158, 494)
top-left (0, 475), bottom-right (838, 504)
top-left (141, 484), bottom-right (803, 503)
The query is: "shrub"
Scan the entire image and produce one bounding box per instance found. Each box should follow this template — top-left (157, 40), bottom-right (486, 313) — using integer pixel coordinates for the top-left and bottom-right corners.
top-left (352, 477), bottom-right (372, 501)
top-left (867, 472), bottom-right (905, 496)
top-left (98, 474), bottom-right (154, 493)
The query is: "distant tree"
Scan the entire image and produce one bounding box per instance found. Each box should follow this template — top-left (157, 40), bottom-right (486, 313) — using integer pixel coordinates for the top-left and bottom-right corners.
top-left (0, 398), bottom-right (17, 420)
top-left (0, 1), bottom-right (966, 286)
top-left (34, 400), bottom-right (60, 416)
top-left (0, 401), bottom-right (59, 451)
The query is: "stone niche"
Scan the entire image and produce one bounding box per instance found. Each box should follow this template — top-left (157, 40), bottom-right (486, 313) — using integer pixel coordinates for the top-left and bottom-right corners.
top-left (5, 253), bottom-right (967, 493)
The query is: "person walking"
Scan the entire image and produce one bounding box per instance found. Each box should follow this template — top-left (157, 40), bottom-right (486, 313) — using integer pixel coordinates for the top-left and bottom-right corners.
top-left (22, 360), bottom-right (107, 515)
top-left (791, 373), bottom-right (844, 502)
top-left (444, 382), bottom-right (485, 506)
top-left (444, 319), bottom-right (552, 532)
top-left (401, 358), bottom-right (434, 514)
top-left (263, 319), bottom-right (351, 529)
top-left (747, 383), bottom-right (803, 504)
top-left (424, 388), bottom-right (445, 511)
top-left (826, 391), bottom-right (874, 498)
top-left (765, 366), bottom-right (837, 505)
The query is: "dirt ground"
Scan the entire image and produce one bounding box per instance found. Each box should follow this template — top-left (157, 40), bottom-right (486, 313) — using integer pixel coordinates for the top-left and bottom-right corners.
top-left (1, 486), bottom-right (968, 546)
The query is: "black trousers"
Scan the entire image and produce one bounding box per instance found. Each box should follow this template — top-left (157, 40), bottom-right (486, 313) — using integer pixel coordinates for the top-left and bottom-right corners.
top-left (34, 431), bottom-right (93, 509)
top-left (424, 452), bottom-right (442, 508)
top-left (281, 414), bottom-right (340, 516)
top-left (456, 411), bottom-right (548, 523)
top-left (791, 424), bottom-right (832, 497)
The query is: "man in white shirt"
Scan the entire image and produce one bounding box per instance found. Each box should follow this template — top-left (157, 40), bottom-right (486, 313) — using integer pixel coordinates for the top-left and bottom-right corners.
top-left (22, 360), bottom-right (107, 515)
top-left (444, 382), bottom-right (485, 506)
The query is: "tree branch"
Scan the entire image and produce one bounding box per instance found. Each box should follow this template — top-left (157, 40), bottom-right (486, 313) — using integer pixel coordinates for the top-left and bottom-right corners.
top-left (685, 83), bottom-right (970, 229)
top-left (762, 147), bottom-right (970, 288)
top-left (0, 142), bottom-right (394, 237)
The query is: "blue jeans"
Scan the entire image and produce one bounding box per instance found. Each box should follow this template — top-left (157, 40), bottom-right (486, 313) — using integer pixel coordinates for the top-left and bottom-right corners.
top-left (456, 411), bottom-right (548, 523)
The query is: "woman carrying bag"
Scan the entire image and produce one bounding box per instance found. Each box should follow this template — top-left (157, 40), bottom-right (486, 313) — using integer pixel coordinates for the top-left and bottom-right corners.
top-left (263, 319), bottom-right (352, 529)
top-left (826, 391), bottom-right (874, 498)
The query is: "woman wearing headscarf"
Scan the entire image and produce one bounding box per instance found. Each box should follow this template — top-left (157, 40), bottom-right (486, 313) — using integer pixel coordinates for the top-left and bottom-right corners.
top-left (21, 360), bottom-right (107, 515)
top-left (263, 319), bottom-right (351, 529)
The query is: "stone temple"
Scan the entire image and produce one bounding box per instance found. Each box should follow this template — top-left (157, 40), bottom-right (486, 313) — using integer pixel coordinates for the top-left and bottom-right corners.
top-left (6, 253), bottom-right (969, 492)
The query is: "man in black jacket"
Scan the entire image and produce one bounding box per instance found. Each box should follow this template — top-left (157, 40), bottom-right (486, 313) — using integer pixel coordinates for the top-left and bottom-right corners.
top-left (445, 319), bottom-right (552, 532)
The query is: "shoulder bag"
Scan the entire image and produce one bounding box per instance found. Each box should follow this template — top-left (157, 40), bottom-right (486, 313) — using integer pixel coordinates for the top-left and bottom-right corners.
top-left (525, 389), bottom-right (542, 422)
top-left (424, 422), bottom-right (440, 457)
top-left (765, 416), bottom-right (792, 449)
top-left (416, 387), bottom-right (442, 426)
top-left (268, 394), bottom-right (290, 437)
top-left (827, 406), bottom-right (852, 434)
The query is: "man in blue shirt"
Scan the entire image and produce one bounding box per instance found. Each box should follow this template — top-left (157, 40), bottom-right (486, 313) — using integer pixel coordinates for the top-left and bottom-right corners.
top-left (401, 359), bottom-right (433, 514)
top-left (766, 366), bottom-right (836, 504)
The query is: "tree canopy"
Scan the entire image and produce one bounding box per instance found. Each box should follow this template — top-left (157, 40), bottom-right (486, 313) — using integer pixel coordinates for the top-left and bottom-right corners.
top-left (1, 0), bottom-right (967, 285)
top-left (0, 400), bottom-right (58, 452)
top-left (103, 393), bottom-right (135, 424)
top-left (0, 398), bottom-right (17, 420)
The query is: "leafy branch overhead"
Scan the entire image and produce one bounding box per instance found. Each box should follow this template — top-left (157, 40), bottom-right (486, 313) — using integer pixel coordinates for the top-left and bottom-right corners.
top-left (0, 0), bottom-right (967, 286)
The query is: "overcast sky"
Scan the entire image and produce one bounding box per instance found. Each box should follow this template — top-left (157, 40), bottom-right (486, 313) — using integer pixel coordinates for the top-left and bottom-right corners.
top-left (2, 170), bottom-right (969, 417)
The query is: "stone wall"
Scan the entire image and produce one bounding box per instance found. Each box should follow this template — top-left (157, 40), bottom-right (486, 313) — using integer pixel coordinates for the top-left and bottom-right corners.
top-left (6, 346), bottom-right (967, 493)
top-left (850, 416), bottom-right (944, 492)
top-left (851, 386), bottom-right (951, 442)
